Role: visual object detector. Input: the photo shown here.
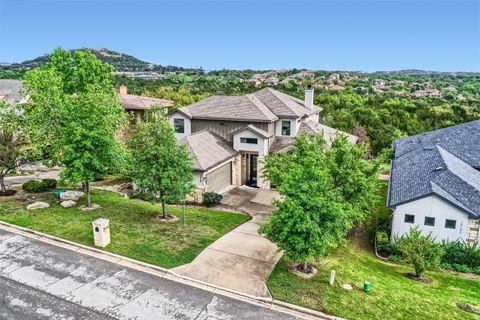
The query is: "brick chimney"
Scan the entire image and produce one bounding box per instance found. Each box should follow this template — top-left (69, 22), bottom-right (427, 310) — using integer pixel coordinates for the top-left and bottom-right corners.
top-left (117, 85), bottom-right (128, 95)
top-left (305, 85), bottom-right (314, 109)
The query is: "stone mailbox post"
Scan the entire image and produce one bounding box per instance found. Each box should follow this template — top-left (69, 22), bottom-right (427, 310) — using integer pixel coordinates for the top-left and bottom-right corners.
top-left (92, 218), bottom-right (110, 247)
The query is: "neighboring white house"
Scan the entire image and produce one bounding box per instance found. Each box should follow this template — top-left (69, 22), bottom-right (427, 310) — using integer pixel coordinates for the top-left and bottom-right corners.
top-left (169, 87), bottom-right (357, 194)
top-left (388, 120), bottom-right (480, 242)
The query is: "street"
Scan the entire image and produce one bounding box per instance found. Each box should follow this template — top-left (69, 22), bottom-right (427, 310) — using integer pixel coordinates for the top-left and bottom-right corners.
top-left (0, 228), bottom-right (301, 320)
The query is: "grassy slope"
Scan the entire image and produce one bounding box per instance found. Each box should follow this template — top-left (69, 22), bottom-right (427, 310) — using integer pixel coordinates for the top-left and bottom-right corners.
top-left (0, 190), bottom-right (249, 268)
top-left (267, 182), bottom-right (480, 320)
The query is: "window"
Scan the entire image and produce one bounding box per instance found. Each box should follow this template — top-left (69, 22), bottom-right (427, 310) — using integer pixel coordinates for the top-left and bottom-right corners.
top-left (404, 214), bottom-right (415, 223)
top-left (445, 219), bottom-right (456, 229)
top-left (173, 118), bottom-right (184, 133)
top-left (424, 216), bottom-right (435, 226)
top-left (281, 121), bottom-right (291, 136)
top-left (240, 137), bottom-right (258, 144)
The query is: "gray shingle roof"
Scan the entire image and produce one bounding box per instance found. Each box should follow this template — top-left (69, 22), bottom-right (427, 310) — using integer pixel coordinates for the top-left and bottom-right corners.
top-left (175, 88), bottom-right (322, 122)
top-left (388, 120), bottom-right (480, 218)
top-left (179, 130), bottom-right (238, 172)
top-left (269, 137), bottom-right (295, 153)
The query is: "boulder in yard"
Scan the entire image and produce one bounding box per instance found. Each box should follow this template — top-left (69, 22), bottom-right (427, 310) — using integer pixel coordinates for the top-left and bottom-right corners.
top-left (60, 200), bottom-right (76, 208)
top-left (26, 201), bottom-right (50, 211)
top-left (60, 191), bottom-right (84, 201)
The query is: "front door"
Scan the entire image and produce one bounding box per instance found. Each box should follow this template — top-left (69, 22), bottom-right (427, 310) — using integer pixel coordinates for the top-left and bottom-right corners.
top-left (248, 154), bottom-right (258, 187)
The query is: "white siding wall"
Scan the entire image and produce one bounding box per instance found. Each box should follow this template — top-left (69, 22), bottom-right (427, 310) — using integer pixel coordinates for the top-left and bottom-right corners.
top-left (275, 119), bottom-right (299, 137)
top-left (169, 112), bottom-right (191, 139)
top-left (233, 129), bottom-right (268, 157)
top-left (306, 112), bottom-right (320, 123)
top-left (193, 172), bottom-right (205, 189)
top-left (391, 195), bottom-right (469, 242)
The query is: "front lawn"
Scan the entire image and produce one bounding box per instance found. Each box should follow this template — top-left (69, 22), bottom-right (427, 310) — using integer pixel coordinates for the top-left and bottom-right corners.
top-left (267, 182), bottom-right (479, 320)
top-left (0, 190), bottom-right (249, 268)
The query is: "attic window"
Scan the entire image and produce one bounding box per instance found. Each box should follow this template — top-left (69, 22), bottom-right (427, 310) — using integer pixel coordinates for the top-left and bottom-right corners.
top-left (240, 137), bottom-right (258, 144)
top-left (424, 216), bottom-right (435, 226)
top-left (281, 121), bottom-right (291, 136)
top-left (445, 219), bottom-right (456, 229)
top-left (404, 214), bottom-right (415, 224)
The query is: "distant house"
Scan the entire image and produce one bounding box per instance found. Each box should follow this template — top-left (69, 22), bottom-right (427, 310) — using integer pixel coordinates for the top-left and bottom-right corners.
top-left (373, 79), bottom-right (385, 88)
top-left (169, 87), bottom-right (356, 194)
top-left (388, 121), bottom-right (480, 242)
top-left (264, 76), bottom-right (279, 86)
top-left (328, 73), bottom-right (340, 81)
top-left (116, 86), bottom-right (172, 123)
top-left (411, 90), bottom-right (428, 98)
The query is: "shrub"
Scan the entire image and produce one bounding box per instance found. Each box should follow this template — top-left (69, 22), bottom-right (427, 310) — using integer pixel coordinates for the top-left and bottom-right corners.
top-left (396, 227), bottom-right (444, 277)
top-left (22, 179), bottom-right (57, 193)
top-left (441, 241), bottom-right (480, 269)
top-left (451, 263), bottom-right (471, 273)
top-left (22, 180), bottom-right (47, 193)
top-left (474, 266), bottom-right (480, 275)
top-left (203, 192), bottom-right (223, 207)
top-left (440, 262), bottom-right (452, 270)
top-left (42, 179), bottom-right (57, 189)
top-left (388, 254), bottom-right (403, 262)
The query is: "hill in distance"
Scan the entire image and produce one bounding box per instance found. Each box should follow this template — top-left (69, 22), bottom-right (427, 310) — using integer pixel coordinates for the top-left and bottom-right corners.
top-left (0, 48), bottom-right (201, 73)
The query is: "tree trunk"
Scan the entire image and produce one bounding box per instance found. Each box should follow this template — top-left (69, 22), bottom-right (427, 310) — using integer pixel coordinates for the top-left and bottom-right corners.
top-left (302, 262), bottom-right (308, 272)
top-left (0, 175), bottom-right (6, 193)
top-left (161, 202), bottom-right (167, 219)
top-left (86, 181), bottom-right (91, 208)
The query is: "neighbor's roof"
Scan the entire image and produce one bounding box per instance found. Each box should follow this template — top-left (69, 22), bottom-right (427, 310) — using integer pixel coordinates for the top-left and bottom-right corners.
top-left (174, 88), bottom-right (321, 122)
top-left (0, 80), bottom-right (25, 105)
top-left (388, 120), bottom-right (480, 218)
top-left (119, 93), bottom-right (172, 111)
top-left (298, 120), bottom-right (359, 145)
top-left (179, 130), bottom-right (238, 172)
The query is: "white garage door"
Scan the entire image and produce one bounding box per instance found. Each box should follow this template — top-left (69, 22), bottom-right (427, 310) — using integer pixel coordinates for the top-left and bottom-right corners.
top-left (205, 162), bottom-right (232, 193)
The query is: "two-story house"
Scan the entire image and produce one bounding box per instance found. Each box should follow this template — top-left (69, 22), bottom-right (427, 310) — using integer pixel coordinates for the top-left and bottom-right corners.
top-left (169, 87), bottom-right (357, 194)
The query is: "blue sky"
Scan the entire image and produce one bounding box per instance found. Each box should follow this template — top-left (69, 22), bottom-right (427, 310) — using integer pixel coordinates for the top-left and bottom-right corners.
top-left (0, 0), bottom-right (479, 71)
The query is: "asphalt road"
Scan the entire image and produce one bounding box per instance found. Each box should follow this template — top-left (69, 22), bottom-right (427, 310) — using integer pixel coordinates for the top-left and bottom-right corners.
top-left (0, 229), bottom-right (301, 320)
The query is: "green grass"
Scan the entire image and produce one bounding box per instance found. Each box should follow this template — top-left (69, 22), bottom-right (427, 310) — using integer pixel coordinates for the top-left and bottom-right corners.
top-left (268, 245), bottom-right (479, 320)
top-left (0, 190), bottom-right (249, 268)
top-left (267, 182), bottom-right (480, 320)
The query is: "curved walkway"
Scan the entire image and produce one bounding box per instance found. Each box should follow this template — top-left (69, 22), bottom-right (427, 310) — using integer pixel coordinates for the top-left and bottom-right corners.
top-left (173, 186), bottom-right (282, 298)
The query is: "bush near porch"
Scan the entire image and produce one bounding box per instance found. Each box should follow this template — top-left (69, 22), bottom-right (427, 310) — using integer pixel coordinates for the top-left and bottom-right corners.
top-left (0, 190), bottom-right (249, 268)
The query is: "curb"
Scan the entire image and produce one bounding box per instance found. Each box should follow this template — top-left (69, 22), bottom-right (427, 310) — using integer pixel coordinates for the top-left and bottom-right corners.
top-left (0, 220), bottom-right (340, 320)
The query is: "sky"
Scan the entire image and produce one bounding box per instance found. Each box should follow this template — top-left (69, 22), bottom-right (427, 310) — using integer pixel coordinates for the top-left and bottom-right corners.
top-left (0, 0), bottom-right (479, 72)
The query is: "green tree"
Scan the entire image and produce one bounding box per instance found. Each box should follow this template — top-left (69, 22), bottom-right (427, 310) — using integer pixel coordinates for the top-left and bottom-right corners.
top-left (261, 134), bottom-right (382, 271)
top-left (0, 101), bottom-right (27, 194)
top-left (23, 48), bottom-right (127, 207)
top-left (130, 111), bottom-right (193, 218)
top-left (143, 85), bottom-right (208, 109)
top-left (396, 227), bottom-right (444, 278)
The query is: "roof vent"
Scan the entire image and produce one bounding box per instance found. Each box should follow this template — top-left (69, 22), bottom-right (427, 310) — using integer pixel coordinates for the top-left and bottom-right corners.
top-left (435, 166), bottom-right (444, 171)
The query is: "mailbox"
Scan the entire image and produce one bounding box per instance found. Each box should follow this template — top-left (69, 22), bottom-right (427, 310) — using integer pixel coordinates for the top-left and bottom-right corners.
top-left (92, 218), bottom-right (110, 247)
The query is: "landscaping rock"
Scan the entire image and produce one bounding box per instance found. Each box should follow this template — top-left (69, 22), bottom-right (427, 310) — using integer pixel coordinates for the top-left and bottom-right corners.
top-left (342, 283), bottom-right (353, 290)
top-left (60, 191), bottom-right (84, 201)
top-left (61, 200), bottom-right (76, 208)
top-left (81, 204), bottom-right (101, 211)
top-left (26, 201), bottom-right (50, 211)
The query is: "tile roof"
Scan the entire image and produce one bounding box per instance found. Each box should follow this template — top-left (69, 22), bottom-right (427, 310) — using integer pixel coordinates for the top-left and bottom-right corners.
top-left (0, 80), bottom-right (24, 105)
top-left (179, 130), bottom-right (238, 172)
top-left (298, 120), bottom-right (359, 145)
top-left (119, 93), bottom-right (172, 111)
top-left (269, 137), bottom-right (295, 153)
top-left (388, 120), bottom-right (480, 218)
top-left (231, 124), bottom-right (273, 139)
top-left (175, 88), bottom-right (322, 122)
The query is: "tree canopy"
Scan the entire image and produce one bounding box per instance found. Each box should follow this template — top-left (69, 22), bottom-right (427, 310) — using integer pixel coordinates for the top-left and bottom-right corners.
top-left (261, 134), bottom-right (382, 269)
top-left (22, 48), bottom-right (127, 206)
top-left (129, 111), bottom-right (193, 218)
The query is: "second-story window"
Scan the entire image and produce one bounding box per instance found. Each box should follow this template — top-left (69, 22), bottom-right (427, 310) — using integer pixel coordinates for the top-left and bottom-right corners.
top-left (282, 120), bottom-right (291, 136)
top-left (174, 118), bottom-right (185, 133)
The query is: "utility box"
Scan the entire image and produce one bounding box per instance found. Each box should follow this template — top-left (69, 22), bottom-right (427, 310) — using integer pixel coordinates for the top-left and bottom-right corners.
top-left (92, 218), bottom-right (110, 247)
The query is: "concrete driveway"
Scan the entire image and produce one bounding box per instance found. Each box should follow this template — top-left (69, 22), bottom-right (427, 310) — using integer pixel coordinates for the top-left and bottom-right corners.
top-left (0, 228), bottom-right (303, 320)
top-left (4, 168), bottom-right (61, 188)
top-left (173, 186), bottom-right (282, 298)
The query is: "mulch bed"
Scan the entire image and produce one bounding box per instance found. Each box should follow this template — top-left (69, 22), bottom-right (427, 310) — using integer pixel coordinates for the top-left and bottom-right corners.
top-left (152, 214), bottom-right (180, 223)
top-left (289, 263), bottom-right (318, 279)
top-left (0, 190), bottom-right (17, 197)
top-left (405, 272), bottom-right (431, 283)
